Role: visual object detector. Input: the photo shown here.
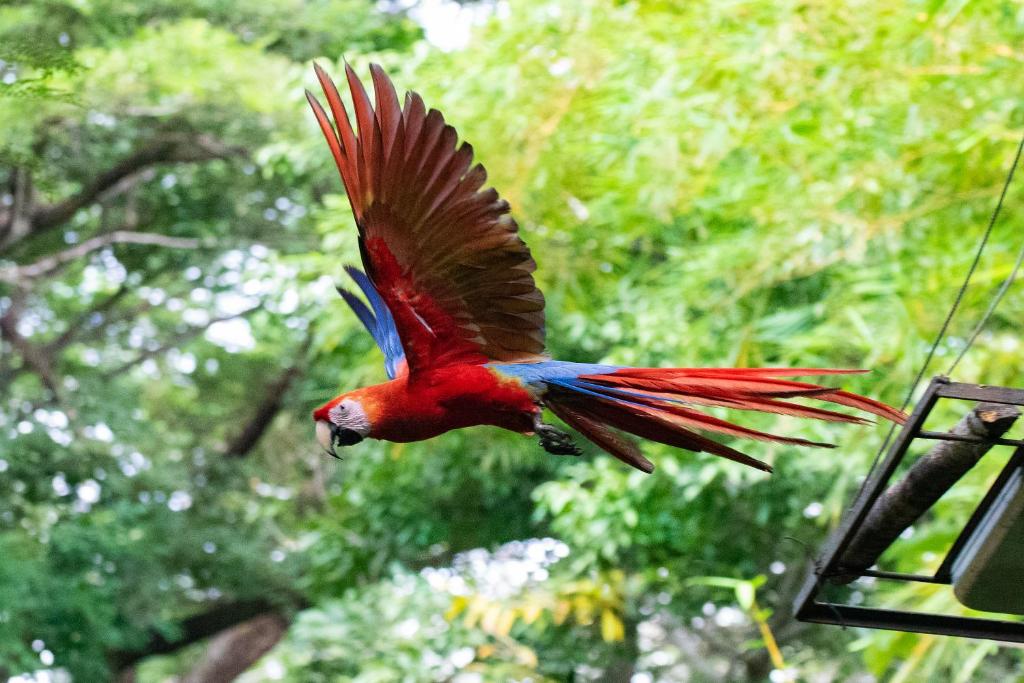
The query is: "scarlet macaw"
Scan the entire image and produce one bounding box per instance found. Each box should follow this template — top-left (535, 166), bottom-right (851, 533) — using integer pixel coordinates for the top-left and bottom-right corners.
top-left (306, 64), bottom-right (904, 473)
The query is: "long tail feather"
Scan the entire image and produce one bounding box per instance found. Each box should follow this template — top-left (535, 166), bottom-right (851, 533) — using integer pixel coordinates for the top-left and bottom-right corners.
top-left (546, 400), bottom-right (654, 473)
top-left (581, 369), bottom-right (906, 424)
top-left (542, 366), bottom-right (905, 474)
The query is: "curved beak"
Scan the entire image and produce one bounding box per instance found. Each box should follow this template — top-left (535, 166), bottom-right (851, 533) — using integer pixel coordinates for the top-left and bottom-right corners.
top-left (315, 420), bottom-right (364, 458)
top-left (315, 420), bottom-right (336, 457)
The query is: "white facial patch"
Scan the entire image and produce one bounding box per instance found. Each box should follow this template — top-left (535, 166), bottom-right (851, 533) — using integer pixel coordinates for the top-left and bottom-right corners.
top-left (328, 398), bottom-right (371, 437)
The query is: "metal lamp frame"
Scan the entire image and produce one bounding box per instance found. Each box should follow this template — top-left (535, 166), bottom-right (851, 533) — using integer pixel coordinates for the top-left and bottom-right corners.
top-left (793, 377), bottom-right (1024, 641)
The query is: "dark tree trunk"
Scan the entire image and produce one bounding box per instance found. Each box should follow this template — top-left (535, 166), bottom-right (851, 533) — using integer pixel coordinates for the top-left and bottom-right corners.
top-left (181, 614), bottom-right (289, 683)
top-left (109, 599), bottom-right (286, 671)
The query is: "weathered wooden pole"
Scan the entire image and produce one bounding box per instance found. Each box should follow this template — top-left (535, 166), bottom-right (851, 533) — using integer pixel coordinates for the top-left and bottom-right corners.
top-left (837, 402), bottom-right (1020, 581)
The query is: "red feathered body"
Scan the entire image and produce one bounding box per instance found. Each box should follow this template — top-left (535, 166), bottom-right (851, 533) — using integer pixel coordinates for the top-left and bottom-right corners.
top-left (314, 365), bottom-right (538, 443)
top-left (313, 362), bottom-right (905, 473)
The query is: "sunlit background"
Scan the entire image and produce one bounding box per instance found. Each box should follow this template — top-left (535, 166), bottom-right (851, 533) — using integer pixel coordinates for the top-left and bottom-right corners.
top-left (2, 0), bottom-right (1023, 681)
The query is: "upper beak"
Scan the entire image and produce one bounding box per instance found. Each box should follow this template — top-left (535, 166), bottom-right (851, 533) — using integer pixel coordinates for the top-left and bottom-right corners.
top-left (315, 420), bottom-right (364, 459)
top-left (315, 420), bottom-right (337, 457)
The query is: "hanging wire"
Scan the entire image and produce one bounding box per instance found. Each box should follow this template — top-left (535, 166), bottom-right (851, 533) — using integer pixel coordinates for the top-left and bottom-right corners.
top-left (852, 130), bottom-right (1024, 504)
top-left (947, 161), bottom-right (1024, 375)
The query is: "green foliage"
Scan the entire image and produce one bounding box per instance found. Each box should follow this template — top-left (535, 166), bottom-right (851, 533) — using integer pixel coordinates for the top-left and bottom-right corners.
top-left (265, 569), bottom-right (548, 682)
top-left (2, 0), bottom-right (1024, 681)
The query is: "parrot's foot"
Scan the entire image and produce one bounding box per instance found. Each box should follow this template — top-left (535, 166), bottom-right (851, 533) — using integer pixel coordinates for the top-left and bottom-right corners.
top-left (533, 416), bottom-right (582, 456)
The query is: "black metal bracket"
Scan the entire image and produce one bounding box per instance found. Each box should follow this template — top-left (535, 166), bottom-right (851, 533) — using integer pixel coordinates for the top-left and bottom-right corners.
top-left (793, 378), bottom-right (1024, 642)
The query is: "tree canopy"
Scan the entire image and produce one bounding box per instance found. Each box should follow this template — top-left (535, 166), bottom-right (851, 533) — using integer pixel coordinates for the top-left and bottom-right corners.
top-left (2, 0), bottom-right (1023, 680)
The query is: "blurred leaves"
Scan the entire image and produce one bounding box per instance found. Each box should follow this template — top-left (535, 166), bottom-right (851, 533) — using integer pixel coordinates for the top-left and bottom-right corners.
top-left (447, 569), bottom-right (627, 643)
top-left (2, 0), bottom-right (1024, 681)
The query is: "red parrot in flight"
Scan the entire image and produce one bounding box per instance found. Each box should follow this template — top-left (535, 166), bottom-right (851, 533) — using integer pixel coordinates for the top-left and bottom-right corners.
top-left (306, 63), bottom-right (905, 473)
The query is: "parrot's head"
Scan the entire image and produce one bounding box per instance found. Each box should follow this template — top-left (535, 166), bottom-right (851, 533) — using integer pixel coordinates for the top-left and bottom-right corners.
top-left (313, 393), bottom-right (371, 457)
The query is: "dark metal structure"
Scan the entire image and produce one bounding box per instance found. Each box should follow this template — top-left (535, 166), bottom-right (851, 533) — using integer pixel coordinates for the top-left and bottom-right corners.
top-left (794, 377), bottom-right (1024, 641)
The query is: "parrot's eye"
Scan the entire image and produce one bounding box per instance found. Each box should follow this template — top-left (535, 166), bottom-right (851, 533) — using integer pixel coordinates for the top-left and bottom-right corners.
top-left (324, 399), bottom-right (370, 446)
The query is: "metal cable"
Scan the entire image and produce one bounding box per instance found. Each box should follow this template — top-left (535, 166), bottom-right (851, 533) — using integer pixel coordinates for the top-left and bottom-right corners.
top-left (947, 138), bottom-right (1024, 375)
top-left (856, 130), bottom-right (1024, 501)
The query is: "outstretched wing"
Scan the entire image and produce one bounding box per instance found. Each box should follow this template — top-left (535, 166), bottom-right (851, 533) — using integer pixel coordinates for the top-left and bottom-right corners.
top-left (336, 266), bottom-right (407, 379)
top-left (306, 63), bottom-right (546, 375)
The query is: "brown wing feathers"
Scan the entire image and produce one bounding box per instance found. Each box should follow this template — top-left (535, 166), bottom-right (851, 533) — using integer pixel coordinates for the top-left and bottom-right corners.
top-left (307, 63), bottom-right (546, 368)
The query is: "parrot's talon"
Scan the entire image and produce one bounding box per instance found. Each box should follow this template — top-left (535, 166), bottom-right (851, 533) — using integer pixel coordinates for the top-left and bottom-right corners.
top-left (533, 415), bottom-right (582, 456)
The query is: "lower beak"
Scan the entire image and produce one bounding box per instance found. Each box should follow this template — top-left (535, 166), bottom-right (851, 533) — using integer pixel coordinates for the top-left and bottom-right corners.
top-left (333, 427), bottom-right (364, 446)
top-left (315, 420), bottom-right (363, 458)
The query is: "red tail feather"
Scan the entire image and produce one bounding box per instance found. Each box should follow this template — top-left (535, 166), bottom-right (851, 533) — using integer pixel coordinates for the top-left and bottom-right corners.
top-left (543, 367), bottom-right (905, 473)
top-left (578, 395), bottom-right (774, 472)
top-left (546, 401), bottom-right (654, 473)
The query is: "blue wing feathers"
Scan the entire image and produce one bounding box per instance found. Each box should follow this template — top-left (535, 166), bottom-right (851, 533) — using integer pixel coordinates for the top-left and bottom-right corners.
top-left (338, 266), bottom-right (407, 379)
top-left (490, 361), bottom-right (658, 408)
top-left (337, 287), bottom-right (381, 345)
top-left (571, 379), bottom-right (680, 405)
top-left (544, 377), bottom-right (630, 403)
top-left (488, 360), bottom-right (618, 383)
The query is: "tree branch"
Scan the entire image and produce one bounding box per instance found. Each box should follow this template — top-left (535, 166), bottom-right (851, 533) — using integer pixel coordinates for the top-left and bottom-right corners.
top-left (181, 614), bottom-right (289, 683)
top-left (46, 261), bottom-right (186, 353)
top-left (225, 333), bottom-right (314, 458)
top-left (46, 281), bottom-right (134, 353)
top-left (0, 231), bottom-right (202, 283)
top-left (0, 167), bottom-right (34, 250)
top-left (0, 290), bottom-right (61, 398)
top-left (0, 132), bottom-right (244, 251)
top-left (31, 133), bottom-right (241, 231)
top-left (108, 599), bottom-right (289, 671)
top-left (102, 305), bottom-right (261, 379)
